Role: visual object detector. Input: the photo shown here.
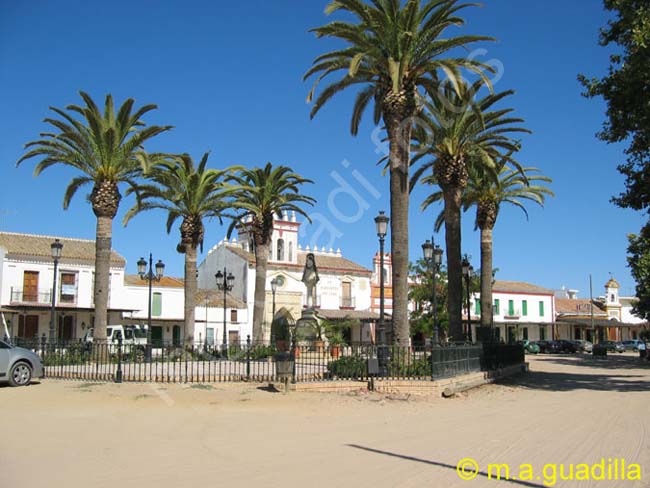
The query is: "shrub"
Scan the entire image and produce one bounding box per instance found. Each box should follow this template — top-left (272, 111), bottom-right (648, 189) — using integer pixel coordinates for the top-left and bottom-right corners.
top-left (327, 355), bottom-right (367, 378)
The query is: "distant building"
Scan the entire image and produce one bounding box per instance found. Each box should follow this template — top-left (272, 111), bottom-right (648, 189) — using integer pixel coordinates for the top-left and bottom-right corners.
top-left (198, 213), bottom-right (377, 344)
top-left (469, 280), bottom-right (556, 342)
top-left (554, 278), bottom-right (646, 342)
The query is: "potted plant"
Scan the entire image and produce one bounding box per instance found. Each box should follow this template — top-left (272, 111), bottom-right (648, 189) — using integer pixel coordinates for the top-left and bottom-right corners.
top-left (323, 319), bottom-right (356, 358)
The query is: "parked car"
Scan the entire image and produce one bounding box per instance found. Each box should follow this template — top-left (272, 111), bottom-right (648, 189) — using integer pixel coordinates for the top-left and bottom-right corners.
top-left (537, 340), bottom-right (561, 353)
top-left (571, 340), bottom-right (593, 353)
top-left (601, 341), bottom-right (626, 353)
top-left (0, 340), bottom-right (44, 386)
top-left (622, 340), bottom-right (644, 352)
top-left (556, 340), bottom-right (578, 353)
top-left (516, 340), bottom-right (540, 354)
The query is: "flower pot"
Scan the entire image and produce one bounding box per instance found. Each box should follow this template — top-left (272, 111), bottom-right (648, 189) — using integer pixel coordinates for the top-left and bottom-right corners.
top-left (314, 340), bottom-right (325, 353)
top-left (330, 345), bottom-right (341, 358)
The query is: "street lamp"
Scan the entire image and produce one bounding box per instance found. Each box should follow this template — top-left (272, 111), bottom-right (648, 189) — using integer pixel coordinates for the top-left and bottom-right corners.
top-left (49, 239), bottom-right (63, 341)
top-left (138, 254), bottom-right (164, 354)
top-left (374, 210), bottom-right (389, 375)
top-left (462, 255), bottom-right (473, 343)
top-left (215, 268), bottom-right (235, 352)
top-left (422, 238), bottom-right (443, 345)
top-left (270, 277), bottom-right (278, 345)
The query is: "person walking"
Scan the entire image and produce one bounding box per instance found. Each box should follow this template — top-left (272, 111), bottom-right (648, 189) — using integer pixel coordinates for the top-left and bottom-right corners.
top-left (638, 340), bottom-right (646, 360)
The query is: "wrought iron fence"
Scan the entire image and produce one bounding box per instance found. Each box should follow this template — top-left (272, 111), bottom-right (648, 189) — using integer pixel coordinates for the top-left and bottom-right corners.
top-left (11, 337), bottom-right (524, 384)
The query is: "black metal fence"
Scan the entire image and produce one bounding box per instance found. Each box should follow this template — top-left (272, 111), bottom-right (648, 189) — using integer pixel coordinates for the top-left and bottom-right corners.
top-left (12, 337), bottom-right (524, 384)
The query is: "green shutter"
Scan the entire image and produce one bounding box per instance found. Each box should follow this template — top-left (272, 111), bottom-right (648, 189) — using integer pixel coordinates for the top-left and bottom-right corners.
top-left (494, 299), bottom-right (500, 315)
top-left (152, 292), bottom-right (162, 317)
top-left (508, 300), bottom-right (514, 316)
top-left (475, 300), bottom-right (481, 315)
top-left (539, 301), bottom-right (544, 317)
top-left (522, 300), bottom-right (528, 316)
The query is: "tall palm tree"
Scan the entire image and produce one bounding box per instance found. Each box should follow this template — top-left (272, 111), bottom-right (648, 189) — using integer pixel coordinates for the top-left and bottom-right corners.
top-left (17, 92), bottom-right (171, 340)
top-left (123, 152), bottom-right (230, 347)
top-left (420, 157), bottom-right (553, 331)
top-left (411, 81), bottom-right (529, 340)
top-left (304, 0), bottom-right (493, 346)
top-left (226, 163), bottom-right (315, 343)
top-left (465, 161), bottom-right (553, 329)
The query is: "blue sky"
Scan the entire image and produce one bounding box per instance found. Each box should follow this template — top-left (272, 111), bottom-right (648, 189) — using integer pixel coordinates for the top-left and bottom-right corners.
top-left (0, 0), bottom-right (644, 298)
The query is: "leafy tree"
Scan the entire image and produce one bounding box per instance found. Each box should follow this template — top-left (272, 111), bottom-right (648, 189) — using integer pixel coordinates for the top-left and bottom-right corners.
top-left (123, 152), bottom-right (230, 347)
top-left (305, 0), bottom-right (493, 346)
top-left (226, 163), bottom-right (315, 342)
top-left (627, 224), bottom-right (650, 320)
top-left (410, 82), bottom-right (528, 340)
top-left (17, 92), bottom-right (171, 339)
top-left (409, 258), bottom-right (448, 340)
top-left (579, 1), bottom-right (650, 212)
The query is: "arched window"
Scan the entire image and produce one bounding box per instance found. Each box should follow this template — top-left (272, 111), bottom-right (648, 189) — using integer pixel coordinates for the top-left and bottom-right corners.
top-left (277, 239), bottom-right (285, 261)
top-left (288, 242), bottom-right (293, 262)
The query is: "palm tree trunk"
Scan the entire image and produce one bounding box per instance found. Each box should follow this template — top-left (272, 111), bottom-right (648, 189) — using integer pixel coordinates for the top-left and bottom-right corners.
top-left (480, 226), bottom-right (493, 329)
top-left (184, 243), bottom-right (197, 348)
top-left (443, 185), bottom-right (463, 341)
top-left (252, 241), bottom-right (270, 343)
top-left (93, 215), bottom-right (112, 340)
top-left (387, 121), bottom-right (412, 347)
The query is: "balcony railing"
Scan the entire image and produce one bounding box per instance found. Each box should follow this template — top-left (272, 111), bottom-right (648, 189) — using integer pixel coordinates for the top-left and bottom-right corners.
top-left (504, 309), bottom-right (521, 319)
top-left (10, 288), bottom-right (78, 305)
top-left (11, 289), bottom-right (52, 304)
top-left (340, 296), bottom-right (356, 309)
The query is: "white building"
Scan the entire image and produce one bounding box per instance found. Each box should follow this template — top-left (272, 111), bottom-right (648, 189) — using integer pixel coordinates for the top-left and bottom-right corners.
top-left (0, 231), bottom-right (248, 345)
top-left (555, 278), bottom-right (646, 342)
top-left (0, 232), bottom-right (128, 340)
top-left (468, 280), bottom-right (556, 342)
top-left (122, 275), bottom-right (247, 346)
top-left (198, 213), bottom-right (377, 343)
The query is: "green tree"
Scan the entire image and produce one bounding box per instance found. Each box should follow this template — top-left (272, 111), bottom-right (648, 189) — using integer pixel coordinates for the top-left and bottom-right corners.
top-left (411, 82), bottom-right (528, 340)
top-left (579, 1), bottom-right (650, 212)
top-left (123, 152), bottom-right (230, 347)
top-left (409, 258), bottom-right (448, 340)
top-left (626, 225), bottom-right (650, 320)
top-left (226, 163), bottom-right (315, 342)
top-left (17, 92), bottom-right (171, 339)
top-left (304, 0), bottom-right (493, 346)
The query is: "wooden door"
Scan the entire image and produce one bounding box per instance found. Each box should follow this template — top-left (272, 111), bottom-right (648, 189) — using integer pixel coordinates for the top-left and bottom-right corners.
top-left (23, 271), bottom-right (39, 302)
top-left (18, 315), bottom-right (39, 338)
top-left (228, 330), bottom-right (240, 346)
top-left (342, 282), bottom-right (352, 307)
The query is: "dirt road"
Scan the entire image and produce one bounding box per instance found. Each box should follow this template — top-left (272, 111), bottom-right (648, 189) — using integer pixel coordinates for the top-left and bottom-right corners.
top-left (2, 354), bottom-right (648, 487)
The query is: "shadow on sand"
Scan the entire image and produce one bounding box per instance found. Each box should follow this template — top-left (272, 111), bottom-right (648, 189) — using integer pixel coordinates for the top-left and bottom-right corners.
top-left (501, 355), bottom-right (650, 392)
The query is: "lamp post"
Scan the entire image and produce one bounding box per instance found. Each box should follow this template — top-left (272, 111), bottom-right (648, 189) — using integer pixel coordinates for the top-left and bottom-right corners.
top-left (215, 268), bottom-right (235, 352)
top-left (375, 210), bottom-right (389, 374)
top-left (137, 254), bottom-right (164, 355)
top-left (422, 238), bottom-right (443, 345)
top-left (462, 255), bottom-right (473, 343)
top-left (270, 278), bottom-right (278, 345)
top-left (49, 239), bottom-right (63, 341)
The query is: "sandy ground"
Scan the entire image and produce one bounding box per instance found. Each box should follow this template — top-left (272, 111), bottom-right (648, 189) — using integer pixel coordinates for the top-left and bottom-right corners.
top-left (2, 353), bottom-right (649, 488)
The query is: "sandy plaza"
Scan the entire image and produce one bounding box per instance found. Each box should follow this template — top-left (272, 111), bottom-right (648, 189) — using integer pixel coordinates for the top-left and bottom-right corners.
top-left (2, 354), bottom-right (648, 488)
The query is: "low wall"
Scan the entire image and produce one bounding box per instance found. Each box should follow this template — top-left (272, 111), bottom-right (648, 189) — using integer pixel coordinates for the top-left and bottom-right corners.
top-left (284, 363), bottom-right (528, 395)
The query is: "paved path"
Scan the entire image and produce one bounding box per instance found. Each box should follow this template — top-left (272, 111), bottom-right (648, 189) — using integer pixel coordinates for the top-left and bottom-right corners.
top-left (2, 353), bottom-right (648, 487)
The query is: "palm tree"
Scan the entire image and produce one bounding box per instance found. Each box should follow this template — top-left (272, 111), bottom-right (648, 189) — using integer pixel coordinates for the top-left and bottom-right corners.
top-left (226, 163), bottom-right (315, 343)
top-left (411, 82), bottom-right (529, 340)
top-left (420, 157), bottom-right (553, 331)
top-left (123, 152), bottom-right (230, 348)
top-left (305, 0), bottom-right (493, 346)
top-left (17, 92), bottom-right (171, 340)
top-left (465, 161), bottom-right (553, 329)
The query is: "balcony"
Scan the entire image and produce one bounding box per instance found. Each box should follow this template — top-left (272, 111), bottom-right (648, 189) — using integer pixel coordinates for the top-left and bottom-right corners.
top-left (10, 289), bottom-right (52, 305)
top-left (340, 296), bottom-right (356, 309)
top-left (504, 309), bottom-right (521, 320)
